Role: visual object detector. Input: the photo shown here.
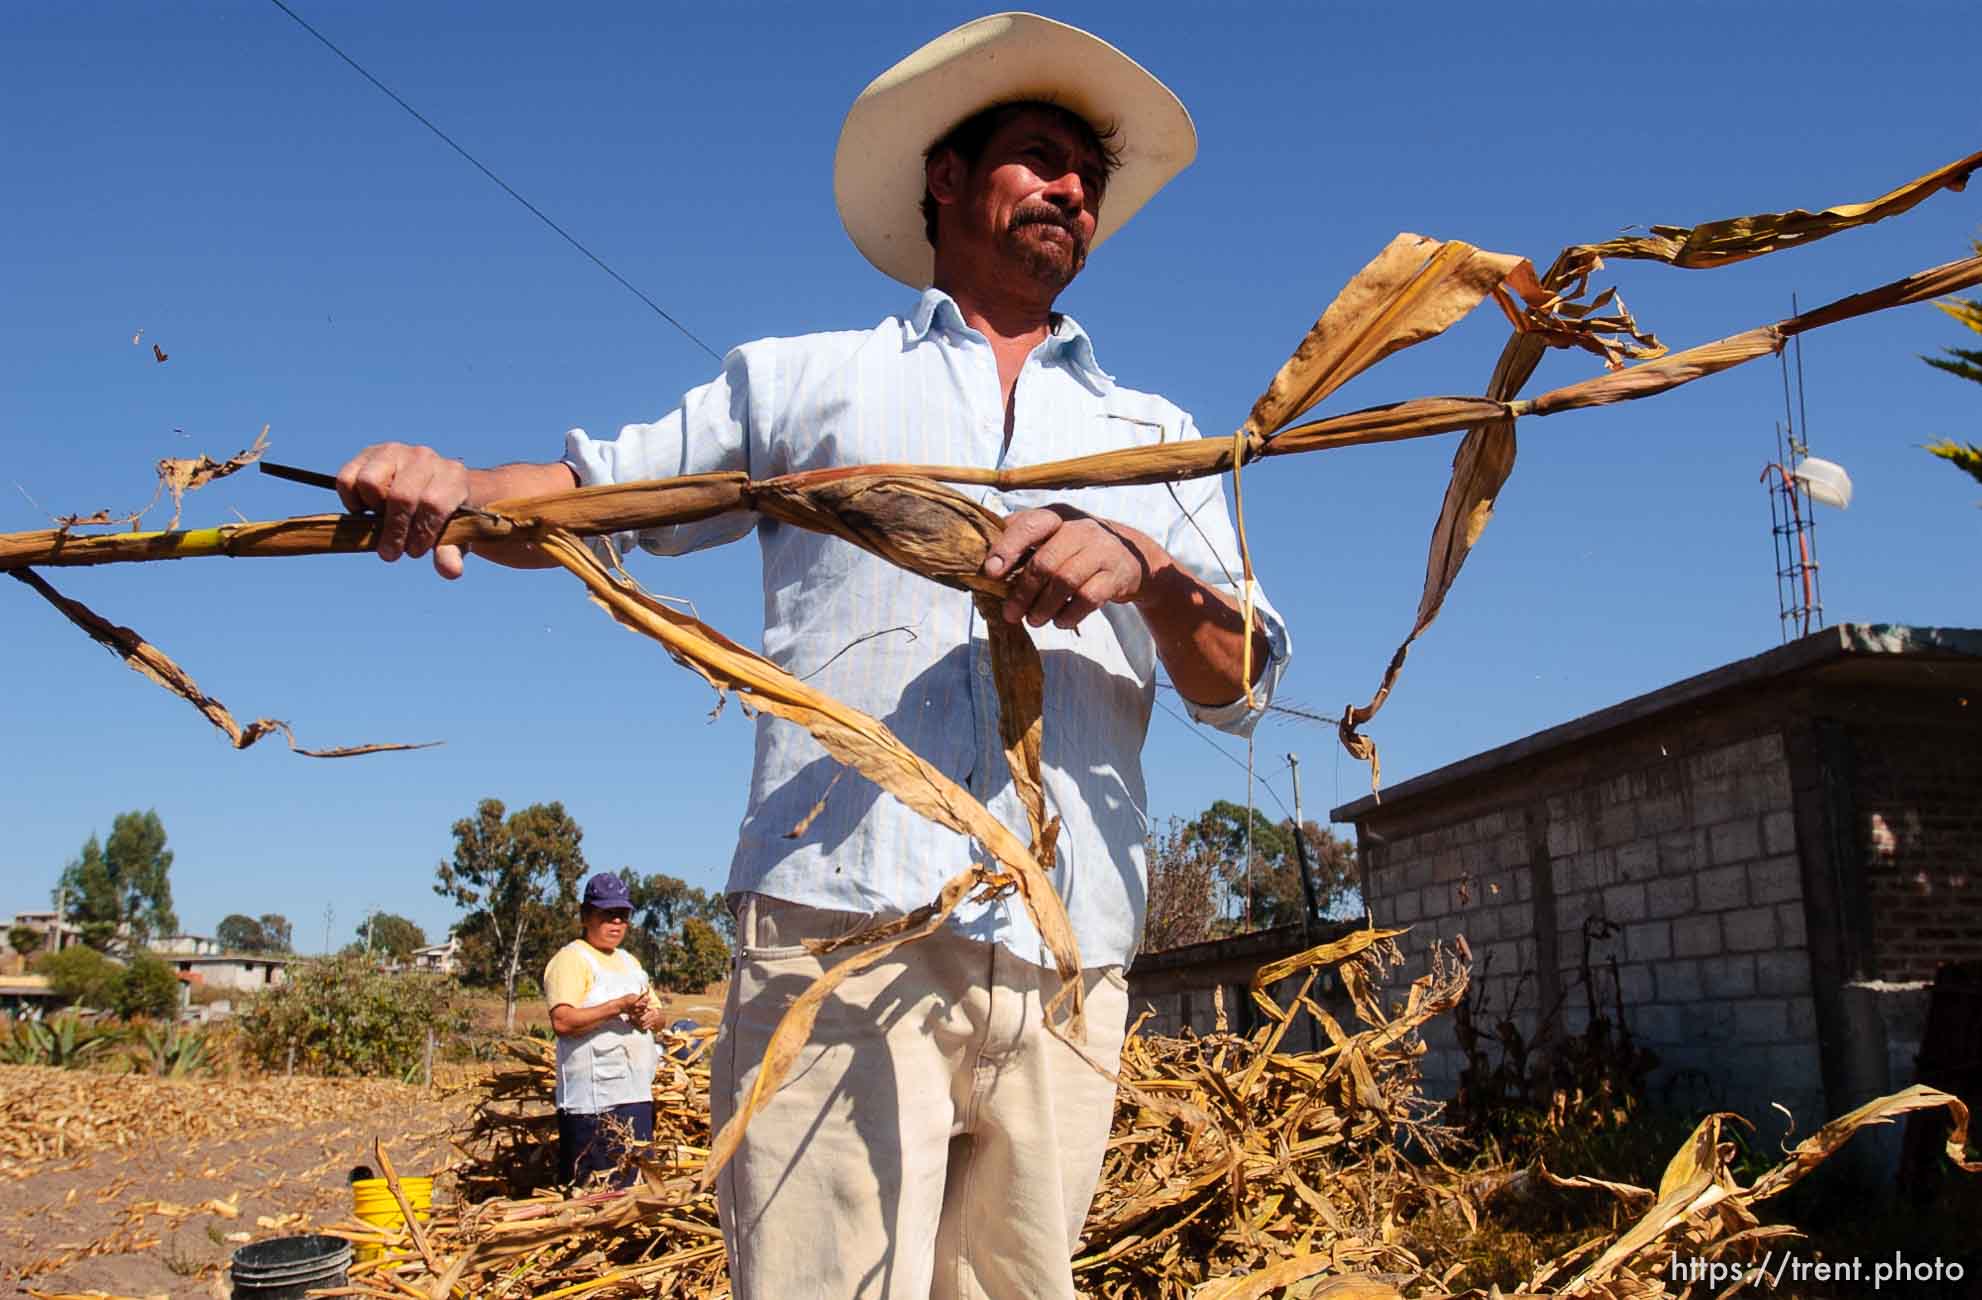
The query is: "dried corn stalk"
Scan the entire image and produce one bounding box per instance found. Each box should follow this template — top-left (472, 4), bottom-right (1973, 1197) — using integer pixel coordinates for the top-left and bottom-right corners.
top-left (1337, 148), bottom-right (1982, 788)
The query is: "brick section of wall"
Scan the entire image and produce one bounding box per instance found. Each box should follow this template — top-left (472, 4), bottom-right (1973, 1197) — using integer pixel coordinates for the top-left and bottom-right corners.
top-left (1363, 728), bottom-right (1825, 1127)
top-left (1852, 720), bottom-right (1982, 982)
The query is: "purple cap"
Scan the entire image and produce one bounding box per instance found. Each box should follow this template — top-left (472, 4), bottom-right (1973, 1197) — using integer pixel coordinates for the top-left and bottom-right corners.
top-left (581, 873), bottom-right (633, 911)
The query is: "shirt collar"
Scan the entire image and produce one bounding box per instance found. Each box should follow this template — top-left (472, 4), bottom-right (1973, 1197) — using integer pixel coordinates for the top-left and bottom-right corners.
top-left (908, 288), bottom-right (1115, 392)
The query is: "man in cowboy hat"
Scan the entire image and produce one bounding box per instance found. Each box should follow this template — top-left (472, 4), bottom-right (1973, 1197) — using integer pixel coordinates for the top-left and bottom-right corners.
top-left (336, 13), bottom-right (1289, 1297)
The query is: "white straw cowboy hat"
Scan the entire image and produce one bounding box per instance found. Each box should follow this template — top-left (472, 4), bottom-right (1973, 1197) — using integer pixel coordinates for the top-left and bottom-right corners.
top-left (834, 12), bottom-right (1197, 289)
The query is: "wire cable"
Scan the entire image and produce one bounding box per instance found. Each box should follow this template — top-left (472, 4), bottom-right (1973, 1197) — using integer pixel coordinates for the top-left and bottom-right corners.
top-left (1150, 696), bottom-right (1293, 821)
top-left (1156, 681), bottom-right (1331, 729)
top-left (265, 0), bottom-right (723, 363)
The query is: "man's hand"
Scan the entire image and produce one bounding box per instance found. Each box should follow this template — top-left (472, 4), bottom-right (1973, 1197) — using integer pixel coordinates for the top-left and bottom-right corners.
top-left (981, 506), bottom-right (1161, 630)
top-left (335, 446), bottom-right (578, 576)
top-left (336, 442), bottom-right (473, 578)
top-left (984, 503), bottom-right (1274, 709)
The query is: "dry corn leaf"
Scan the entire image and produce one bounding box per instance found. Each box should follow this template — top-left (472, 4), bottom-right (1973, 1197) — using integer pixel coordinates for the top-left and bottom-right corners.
top-left (1535, 1160), bottom-right (1656, 1210)
top-left (1241, 234), bottom-right (1539, 437)
top-left (8, 567), bottom-right (437, 759)
top-left (1743, 1082), bottom-right (1980, 1204)
top-left (1336, 237), bottom-right (1982, 789)
top-left (156, 425), bottom-right (268, 529)
top-left (1558, 1113), bottom-right (1728, 1295)
top-left (977, 590), bottom-right (1059, 871)
top-left (749, 471), bottom-right (1009, 594)
top-left (1582, 147), bottom-right (1982, 269)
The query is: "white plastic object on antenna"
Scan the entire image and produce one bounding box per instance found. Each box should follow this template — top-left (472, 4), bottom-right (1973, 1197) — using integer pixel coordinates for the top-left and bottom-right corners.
top-left (1793, 457), bottom-right (1853, 509)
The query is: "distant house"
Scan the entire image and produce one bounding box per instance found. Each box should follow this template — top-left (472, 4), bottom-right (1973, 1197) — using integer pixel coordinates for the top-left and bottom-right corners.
top-left (166, 953), bottom-right (289, 993)
top-left (4, 911), bottom-right (87, 961)
top-left (409, 937), bottom-right (460, 976)
top-left (0, 974), bottom-right (60, 1018)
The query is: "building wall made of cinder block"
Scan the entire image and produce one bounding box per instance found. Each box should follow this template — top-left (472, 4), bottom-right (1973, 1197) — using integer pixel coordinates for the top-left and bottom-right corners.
top-left (1365, 805), bottom-right (1539, 1100)
top-left (1360, 723), bottom-right (1824, 1133)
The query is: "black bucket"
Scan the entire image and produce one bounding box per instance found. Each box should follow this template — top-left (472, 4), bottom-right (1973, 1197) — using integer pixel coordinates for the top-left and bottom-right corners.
top-left (229, 1234), bottom-right (352, 1298)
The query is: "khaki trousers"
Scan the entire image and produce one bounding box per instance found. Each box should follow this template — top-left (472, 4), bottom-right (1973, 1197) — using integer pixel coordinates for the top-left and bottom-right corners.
top-left (712, 894), bottom-right (1128, 1300)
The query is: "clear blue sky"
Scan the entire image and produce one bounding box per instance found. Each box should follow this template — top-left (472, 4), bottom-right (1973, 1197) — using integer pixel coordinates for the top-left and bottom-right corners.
top-left (5, 2), bottom-right (1978, 953)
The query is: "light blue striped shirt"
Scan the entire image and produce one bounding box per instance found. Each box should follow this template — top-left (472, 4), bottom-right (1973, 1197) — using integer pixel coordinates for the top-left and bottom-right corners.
top-left (564, 289), bottom-right (1290, 969)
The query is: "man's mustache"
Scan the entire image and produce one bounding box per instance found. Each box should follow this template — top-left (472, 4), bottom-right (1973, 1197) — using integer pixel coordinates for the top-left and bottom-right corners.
top-left (1011, 207), bottom-right (1085, 242)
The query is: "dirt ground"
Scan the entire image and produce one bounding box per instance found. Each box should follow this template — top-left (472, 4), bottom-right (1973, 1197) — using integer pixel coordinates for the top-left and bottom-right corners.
top-left (1, 1076), bottom-right (466, 1299)
top-left (2, 992), bottom-right (727, 1298)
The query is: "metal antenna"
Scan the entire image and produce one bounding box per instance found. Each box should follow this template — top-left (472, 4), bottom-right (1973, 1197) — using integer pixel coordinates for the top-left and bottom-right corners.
top-left (1762, 292), bottom-right (1825, 641)
top-left (1287, 754), bottom-right (1319, 943)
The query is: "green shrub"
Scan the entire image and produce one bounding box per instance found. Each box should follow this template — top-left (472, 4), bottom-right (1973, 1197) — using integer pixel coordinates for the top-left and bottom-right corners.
top-left (35, 945), bottom-right (119, 1008)
top-left (111, 951), bottom-right (182, 1019)
top-left (238, 954), bottom-right (467, 1077)
top-left (7, 924), bottom-right (44, 960)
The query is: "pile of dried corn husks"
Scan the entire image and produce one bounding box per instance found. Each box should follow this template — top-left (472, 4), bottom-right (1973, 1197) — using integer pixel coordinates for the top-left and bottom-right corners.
top-left (332, 930), bottom-right (1974, 1299)
top-left (0, 1064), bottom-right (430, 1171)
top-left (332, 1029), bottom-right (728, 1297)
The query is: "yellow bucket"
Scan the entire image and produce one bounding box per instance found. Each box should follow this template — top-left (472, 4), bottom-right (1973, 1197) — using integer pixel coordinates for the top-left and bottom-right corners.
top-left (350, 1176), bottom-right (433, 1264)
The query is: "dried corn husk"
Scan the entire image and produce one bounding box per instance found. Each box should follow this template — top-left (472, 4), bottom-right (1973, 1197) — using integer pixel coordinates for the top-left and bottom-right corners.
top-left (1333, 149), bottom-right (1982, 788)
top-left (7, 567), bottom-right (436, 758)
top-left (405, 937), bottom-right (1979, 1299)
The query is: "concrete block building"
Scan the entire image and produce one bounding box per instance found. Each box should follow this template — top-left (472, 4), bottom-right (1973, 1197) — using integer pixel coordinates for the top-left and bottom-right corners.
top-left (1331, 624), bottom-right (1982, 1140)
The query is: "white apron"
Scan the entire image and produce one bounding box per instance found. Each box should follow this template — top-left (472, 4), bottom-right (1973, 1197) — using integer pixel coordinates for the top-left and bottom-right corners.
top-left (553, 943), bottom-right (658, 1112)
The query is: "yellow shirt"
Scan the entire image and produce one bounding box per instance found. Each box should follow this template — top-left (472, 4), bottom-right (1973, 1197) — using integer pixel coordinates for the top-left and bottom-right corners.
top-left (543, 939), bottom-right (647, 1011)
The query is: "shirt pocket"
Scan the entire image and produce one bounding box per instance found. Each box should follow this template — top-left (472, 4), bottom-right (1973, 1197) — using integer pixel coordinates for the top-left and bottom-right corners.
top-left (1043, 406), bottom-right (1182, 534)
top-left (591, 1041), bottom-right (630, 1083)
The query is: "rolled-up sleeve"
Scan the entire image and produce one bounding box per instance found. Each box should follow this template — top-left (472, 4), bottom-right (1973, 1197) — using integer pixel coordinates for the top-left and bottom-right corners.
top-left (1157, 415), bottom-right (1292, 738)
top-left (562, 346), bottom-right (760, 559)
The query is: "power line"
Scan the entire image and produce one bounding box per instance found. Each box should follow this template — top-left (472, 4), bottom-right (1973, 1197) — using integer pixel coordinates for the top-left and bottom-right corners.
top-left (1156, 680), bottom-right (1334, 729)
top-left (1150, 695), bottom-right (1293, 821)
top-left (265, 0), bottom-right (722, 363)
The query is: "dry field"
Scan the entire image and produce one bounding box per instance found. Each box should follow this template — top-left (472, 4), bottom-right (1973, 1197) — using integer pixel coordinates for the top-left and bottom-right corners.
top-left (1, 1066), bottom-right (465, 1297)
top-left (4, 948), bottom-right (1973, 1300)
top-left (0, 985), bottom-right (724, 1298)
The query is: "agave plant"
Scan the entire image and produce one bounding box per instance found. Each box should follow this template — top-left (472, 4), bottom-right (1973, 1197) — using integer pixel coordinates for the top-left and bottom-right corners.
top-left (132, 1020), bottom-right (211, 1078)
top-left (0, 1014), bottom-right (121, 1068)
